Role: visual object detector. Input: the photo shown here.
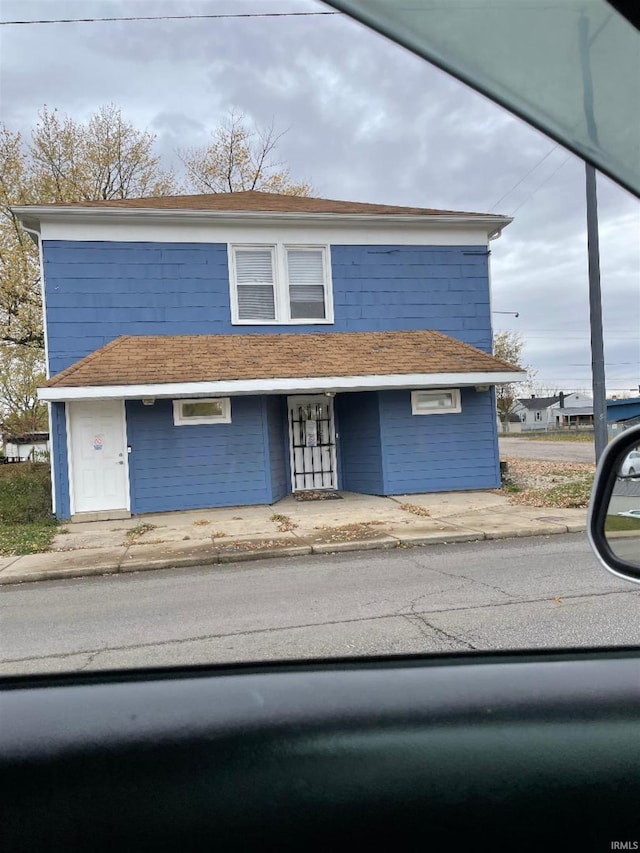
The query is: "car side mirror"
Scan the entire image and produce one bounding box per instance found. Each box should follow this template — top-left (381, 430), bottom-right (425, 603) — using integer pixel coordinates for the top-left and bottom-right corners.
top-left (588, 423), bottom-right (640, 584)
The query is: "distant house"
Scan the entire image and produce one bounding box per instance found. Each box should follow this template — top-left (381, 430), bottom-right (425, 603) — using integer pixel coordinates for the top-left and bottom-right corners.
top-left (496, 413), bottom-right (523, 434)
top-left (1, 431), bottom-right (50, 462)
top-left (13, 191), bottom-right (523, 520)
top-left (513, 392), bottom-right (594, 431)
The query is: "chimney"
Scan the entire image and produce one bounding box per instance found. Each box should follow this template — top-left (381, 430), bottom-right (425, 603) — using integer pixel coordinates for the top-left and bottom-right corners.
top-left (531, 394), bottom-right (535, 399)
top-left (559, 392), bottom-right (565, 409)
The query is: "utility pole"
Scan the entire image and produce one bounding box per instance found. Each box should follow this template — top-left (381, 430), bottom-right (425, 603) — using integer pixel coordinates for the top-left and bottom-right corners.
top-left (585, 163), bottom-right (608, 461)
top-left (579, 13), bottom-right (609, 463)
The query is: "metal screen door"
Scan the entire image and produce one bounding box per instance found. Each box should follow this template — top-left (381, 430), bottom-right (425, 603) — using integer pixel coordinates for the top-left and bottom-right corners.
top-left (287, 395), bottom-right (337, 491)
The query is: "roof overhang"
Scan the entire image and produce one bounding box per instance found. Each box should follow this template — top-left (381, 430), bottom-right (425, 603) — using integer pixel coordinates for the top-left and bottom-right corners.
top-left (12, 207), bottom-right (512, 240)
top-left (39, 371), bottom-right (524, 402)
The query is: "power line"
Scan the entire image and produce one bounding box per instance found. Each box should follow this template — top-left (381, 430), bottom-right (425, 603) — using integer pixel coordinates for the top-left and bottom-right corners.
top-left (508, 152), bottom-right (573, 216)
top-left (489, 143), bottom-right (561, 212)
top-left (0, 11), bottom-right (340, 26)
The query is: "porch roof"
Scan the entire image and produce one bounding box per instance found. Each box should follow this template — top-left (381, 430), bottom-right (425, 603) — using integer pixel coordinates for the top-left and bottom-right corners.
top-left (556, 407), bottom-right (594, 417)
top-left (39, 330), bottom-right (525, 402)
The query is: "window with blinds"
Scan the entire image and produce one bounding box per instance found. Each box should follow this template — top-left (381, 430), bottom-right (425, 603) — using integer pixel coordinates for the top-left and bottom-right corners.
top-left (286, 249), bottom-right (326, 320)
top-left (234, 248), bottom-right (276, 321)
top-left (230, 244), bottom-right (332, 324)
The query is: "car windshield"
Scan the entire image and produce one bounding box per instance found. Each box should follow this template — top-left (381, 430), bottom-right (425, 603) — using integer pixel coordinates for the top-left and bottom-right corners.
top-left (1, 0), bottom-right (639, 676)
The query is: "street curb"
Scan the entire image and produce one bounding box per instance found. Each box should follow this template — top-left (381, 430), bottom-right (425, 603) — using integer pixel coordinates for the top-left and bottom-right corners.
top-left (311, 536), bottom-right (398, 554)
top-left (218, 545), bottom-right (313, 563)
top-left (483, 525), bottom-right (568, 540)
top-left (120, 554), bottom-right (219, 572)
top-left (0, 562), bottom-right (120, 586)
top-left (392, 530), bottom-right (485, 546)
top-left (0, 525), bottom-right (587, 586)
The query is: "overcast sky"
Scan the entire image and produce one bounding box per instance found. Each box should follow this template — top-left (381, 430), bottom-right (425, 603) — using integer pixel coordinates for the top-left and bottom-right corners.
top-left (1, 0), bottom-right (638, 394)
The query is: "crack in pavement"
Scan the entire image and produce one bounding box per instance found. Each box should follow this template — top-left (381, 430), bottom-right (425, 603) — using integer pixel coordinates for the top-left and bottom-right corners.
top-left (403, 614), bottom-right (477, 651)
top-left (4, 585), bottom-right (636, 667)
top-left (402, 549), bottom-right (517, 599)
top-left (423, 564), bottom-right (515, 599)
top-left (75, 649), bottom-right (104, 671)
top-left (403, 595), bottom-right (477, 651)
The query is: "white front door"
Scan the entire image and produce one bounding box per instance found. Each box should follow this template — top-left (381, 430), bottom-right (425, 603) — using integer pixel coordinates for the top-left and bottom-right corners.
top-left (68, 400), bottom-right (129, 513)
top-left (288, 395), bottom-right (337, 491)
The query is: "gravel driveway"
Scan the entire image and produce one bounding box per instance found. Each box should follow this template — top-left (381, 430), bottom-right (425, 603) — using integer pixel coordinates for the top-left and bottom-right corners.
top-left (499, 437), bottom-right (596, 464)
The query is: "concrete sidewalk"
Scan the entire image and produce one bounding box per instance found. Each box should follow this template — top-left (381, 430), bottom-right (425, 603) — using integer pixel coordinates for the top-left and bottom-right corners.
top-left (0, 491), bottom-right (587, 586)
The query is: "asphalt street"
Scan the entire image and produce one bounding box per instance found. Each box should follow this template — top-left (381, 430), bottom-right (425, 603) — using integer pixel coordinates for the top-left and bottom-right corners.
top-left (2, 534), bottom-right (640, 675)
top-left (499, 437), bottom-right (595, 463)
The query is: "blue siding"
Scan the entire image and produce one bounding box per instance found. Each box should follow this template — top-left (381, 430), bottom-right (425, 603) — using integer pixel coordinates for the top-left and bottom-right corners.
top-left (42, 241), bottom-right (491, 374)
top-left (331, 246), bottom-right (491, 352)
top-left (607, 399), bottom-right (640, 422)
top-left (379, 388), bottom-right (500, 494)
top-left (337, 392), bottom-right (384, 495)
top-left (266, 397), bottom-right (289, 502)
top-left (125, 397), bottom-right (272, 514)
top-left (51, 402), bottom-right (70, 519)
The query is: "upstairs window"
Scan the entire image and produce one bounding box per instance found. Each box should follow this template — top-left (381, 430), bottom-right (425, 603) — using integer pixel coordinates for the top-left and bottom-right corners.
top-left (230, 244), bottom-right (332, 324)
top-left (234, 248), bottom-right (276, 321)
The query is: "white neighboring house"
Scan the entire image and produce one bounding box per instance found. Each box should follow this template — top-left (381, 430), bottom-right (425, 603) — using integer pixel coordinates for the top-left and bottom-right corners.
top-left (2, 432), bottom-right (50, 461)
top-left (496, 413), bottom-right (523, 434)
top-left (512, 393), bottom-right (594, 431)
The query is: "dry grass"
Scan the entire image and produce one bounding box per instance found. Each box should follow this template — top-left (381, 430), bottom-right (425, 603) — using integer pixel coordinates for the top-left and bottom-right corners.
top-left (501, 457), bottom-right (595, 508)
top-left (123, 522), bottom-right (157, 545)
top-left (514, 432), bottom-right (595, 443)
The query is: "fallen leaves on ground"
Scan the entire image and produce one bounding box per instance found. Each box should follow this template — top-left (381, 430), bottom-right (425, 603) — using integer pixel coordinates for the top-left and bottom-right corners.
top-left (0, 522), bottom-right (57, 556)
top-left (312, 522), bottom-right (385, 542)
top-left (295, 491), bottom-right (343, 501)
top-left (270, 513), bottom-right (298, 532)
top-left (400, 503), bottom-right (431, 517)
top-left (501, 457), bottom-right (594, 508)
top-left (219, 537), bottom-right (296, 552)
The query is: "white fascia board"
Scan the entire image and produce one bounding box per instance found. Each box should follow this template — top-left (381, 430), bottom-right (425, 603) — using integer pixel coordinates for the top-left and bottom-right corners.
top-left (38, 371), bottom-right (525, 402)
top-left (11, 207), bottom-right (512, 242)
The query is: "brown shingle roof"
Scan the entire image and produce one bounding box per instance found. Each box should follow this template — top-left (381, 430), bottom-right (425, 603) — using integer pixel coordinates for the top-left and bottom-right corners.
top-left (46, 331), bottom-right (522, 388)
top-left (25, 190), bottom-right (499, 218)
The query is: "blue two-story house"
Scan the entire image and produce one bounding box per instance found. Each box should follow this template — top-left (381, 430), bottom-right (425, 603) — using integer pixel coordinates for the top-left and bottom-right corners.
top-left (14, 191), bottom-right (522, 521)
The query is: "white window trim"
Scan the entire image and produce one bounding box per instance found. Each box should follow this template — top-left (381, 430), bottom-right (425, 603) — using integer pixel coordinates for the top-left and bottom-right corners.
top-left (173, 398), bottom-right (231, 426)
top-left (229, 242), bottom-right (334, 325)
top-left (411, 389), bottom-right (462, 415)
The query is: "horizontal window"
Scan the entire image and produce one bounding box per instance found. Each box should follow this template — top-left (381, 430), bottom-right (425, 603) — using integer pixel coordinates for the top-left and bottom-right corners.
top-left (230, 244), bottom-right (333, 325)
top-left (411, 389), bottom-right (462, 415)
top-left (173, 398), bottom-right (231, 426)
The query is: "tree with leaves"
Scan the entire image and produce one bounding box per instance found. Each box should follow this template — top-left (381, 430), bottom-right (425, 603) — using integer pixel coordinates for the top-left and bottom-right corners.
top-left (180, 109), bottom-right (312, 196)
top-left (1, 105), bottom-right (310, 352)
top-left (1, 105), bottom-right (177, 349)
top-left (0, 344), bottom-right (47, 438)
top-left (493, 331), bottom-right (536, 432)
